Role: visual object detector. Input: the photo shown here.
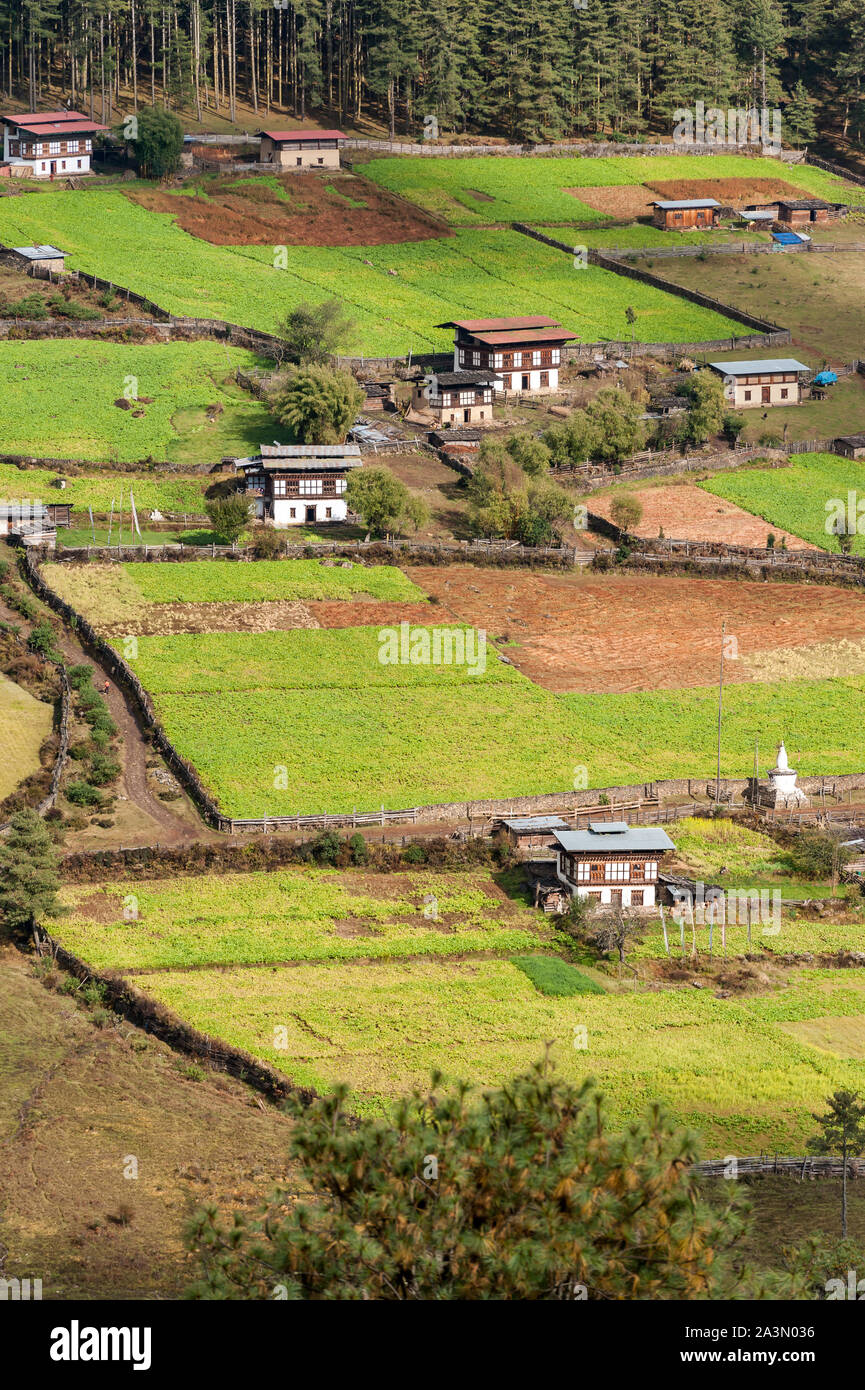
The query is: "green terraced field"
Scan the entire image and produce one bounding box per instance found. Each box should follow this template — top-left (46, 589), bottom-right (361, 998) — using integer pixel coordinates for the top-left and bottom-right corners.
top-left (0, 340), bottom-right (275, 463)
top-left (49, 867), bottom-right (548, 972)
top-left (363, 154), bottom-right (865, 226)
top-left (0, 463), bottom-right (209, 517)
top-left (0, 192), bottom-right (746, 352)
top-left (128, 954), bottom-right (865, 1143)
top-left (42, 558), bottom-right (425, 627)
top-left (701, 452), bottom-right (865, 554)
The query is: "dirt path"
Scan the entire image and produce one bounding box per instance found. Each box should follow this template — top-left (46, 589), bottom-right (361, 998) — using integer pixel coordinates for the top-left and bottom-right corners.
top-left (53, 623), bottom-right (219, 848)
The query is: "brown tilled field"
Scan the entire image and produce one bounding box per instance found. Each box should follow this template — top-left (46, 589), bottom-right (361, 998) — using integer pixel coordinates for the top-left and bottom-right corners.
top-left (125, 172), bottom-right (447, 246)
top-left (588, 483), bottom-right (817, 550)
top-left (646, 176), bottom-right (806, 204)
top-left (569, 184), bottom-right (658, 219)
top-left (411, 566), bottom-right (865, 692)
top-left (573, 176), bottom-right (809, 221)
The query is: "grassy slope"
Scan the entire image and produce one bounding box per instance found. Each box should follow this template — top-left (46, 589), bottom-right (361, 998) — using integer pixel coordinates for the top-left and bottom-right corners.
top-left (0, 340), bottom-right (275, 464)
top-left (0, 673), bottom-right (53, 801)
top-left (0, 947), bottom-right (296, 1299)
top-left (363, 154), bottom-right (865, 225)
top-left (700, 453), bottom-right (865, 553)
top-left (0, 192), bottom-right (744, 352)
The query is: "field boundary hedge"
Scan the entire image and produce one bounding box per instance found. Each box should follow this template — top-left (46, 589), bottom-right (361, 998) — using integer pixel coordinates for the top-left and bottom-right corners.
top-left (33, 925), bottom-right (318, 1106)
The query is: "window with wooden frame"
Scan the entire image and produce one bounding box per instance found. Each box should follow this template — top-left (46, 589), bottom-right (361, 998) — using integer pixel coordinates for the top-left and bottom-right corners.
top-left (551, 349), bottom-right (560, 364)
top-left (644, 861), bottom-right (658, 880)
top-left (605, 860), bottom-right (629, 882)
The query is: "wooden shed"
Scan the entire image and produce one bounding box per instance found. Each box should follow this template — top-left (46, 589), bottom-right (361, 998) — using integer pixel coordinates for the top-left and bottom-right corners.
top-left (835, 434), bottom-right (865, 460)
top-left (777, 198), bottom-right (847, 226)
top-left (498, 815), bottom-right (570, 858)
top-left (652, 199), bottom-right (720, 230)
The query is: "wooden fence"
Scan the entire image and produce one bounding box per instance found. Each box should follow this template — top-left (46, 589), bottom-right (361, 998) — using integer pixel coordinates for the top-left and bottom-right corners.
top-left (696, 1155), bottom-right (865, 1180)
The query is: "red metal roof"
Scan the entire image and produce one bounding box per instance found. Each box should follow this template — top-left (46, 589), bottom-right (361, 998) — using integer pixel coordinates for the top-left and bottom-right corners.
top-left (440, 315), bottom-right (562, 332)
top-left (258, 129), bottom-right (345, 142)
top-left (470, 329), bottom-right (576, 346)
top-left (3, 110), bottom-right (106, 134)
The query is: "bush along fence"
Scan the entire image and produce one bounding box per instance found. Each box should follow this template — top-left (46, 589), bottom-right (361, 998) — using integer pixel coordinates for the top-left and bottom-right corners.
top-left (44, 536), bottom-right (583, 567)
top-left (32, 926), bottom-right (318, 1107)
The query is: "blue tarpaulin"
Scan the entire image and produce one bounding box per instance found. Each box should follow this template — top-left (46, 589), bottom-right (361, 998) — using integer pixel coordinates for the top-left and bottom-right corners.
top-left (813, 370), bottom-right (838, 385)
top-left (772, 231), bottom-right (807, 245)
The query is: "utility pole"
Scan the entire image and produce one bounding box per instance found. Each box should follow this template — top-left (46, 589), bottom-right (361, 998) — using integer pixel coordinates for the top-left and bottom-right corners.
top-left (716, 620), bottom-right (726, 805)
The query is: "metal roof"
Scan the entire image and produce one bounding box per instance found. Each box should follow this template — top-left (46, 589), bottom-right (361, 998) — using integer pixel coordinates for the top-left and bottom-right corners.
top-left (2, 109), bottom-right (106, 134)
top-left (654, 198), bottom-right (721, 210)
top-left (502, 815), bottom-right (569, 832)
top-left (257, 443), bottom-right (361, 458)
top-left (553, 825), bottom-right (676, 853)
top-left (258, 128), bottom-right (345, 142)
top-left (432, 370), bottom-right (497, 386)
top-left (738, 210), bottom-right (775, 221)
top-left (469, 329), bottom-right (575, 346)
top-left (778, 198), bottom-right (835, 210)
top-left (12, 244), bottom-right (65, 259)
top-left (438, 316), bottom-right (563, 332)
top-left (708, 358), bottom-right (810, 376)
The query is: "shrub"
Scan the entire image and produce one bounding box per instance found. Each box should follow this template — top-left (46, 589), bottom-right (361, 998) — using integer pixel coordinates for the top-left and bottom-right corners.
top-left (348, 832), bottom-right (369, 865)
top-left (402, 843), bottom-right (427, 864)
top-left (66, 781), bottom-right (104, 807)
top-left (311, 830), bottom-right (342, 865)
top-left (88, 754), bottom-right (121, 787)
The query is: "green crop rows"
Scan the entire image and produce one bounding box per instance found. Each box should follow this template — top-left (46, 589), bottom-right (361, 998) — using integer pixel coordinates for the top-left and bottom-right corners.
top-left (0, 191), bottom-right (745, 353)
top-left (129, 954), bottom-right (865, 1142)
top-left (51, 867), bottom-right (547, 971)
top-left (363, 154), bottom-right (865, 226)
top-left (701, 452), bottom-right (865, 554)
top-left (121, 557), bottom-right (426, 603)
top-left (0, 339), bottom-right (274, 463)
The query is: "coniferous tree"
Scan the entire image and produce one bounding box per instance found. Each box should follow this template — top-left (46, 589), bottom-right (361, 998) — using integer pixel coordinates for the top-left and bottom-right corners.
top-left (0, 809), bottom-right (62, 941)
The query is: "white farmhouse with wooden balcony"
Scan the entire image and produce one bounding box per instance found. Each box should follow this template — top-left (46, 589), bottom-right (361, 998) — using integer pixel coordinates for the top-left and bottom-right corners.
top-left (234, 443), bottom-right (361, 527)
top-left (553, 822), bottom-right (676, 907)
top-left (0, 110), bottom-right (105, 178)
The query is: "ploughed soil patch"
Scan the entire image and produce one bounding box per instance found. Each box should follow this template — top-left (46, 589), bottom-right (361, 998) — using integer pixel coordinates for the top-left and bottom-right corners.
top-left (589, 483), bottom-right (816, 551)
top-left (413, 565), bottom-right (865, 693)
top-left (99, 598), bottom-right (320, 638)
top-left (646, 176), bottom-right (809, 205)
top-left (569, 184), bottom-right (658, 219)
top-left (306, 600), bottom-right (438, 629)
top-left (125, 172), bottom-right (448, 247)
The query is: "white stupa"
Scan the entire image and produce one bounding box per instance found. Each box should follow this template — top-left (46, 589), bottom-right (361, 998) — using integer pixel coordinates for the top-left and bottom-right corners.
top-left (763, 741), bottom-right (809, 808)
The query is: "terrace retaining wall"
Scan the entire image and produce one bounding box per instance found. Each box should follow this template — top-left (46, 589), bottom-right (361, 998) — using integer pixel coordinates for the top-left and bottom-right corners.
top-left (32, 927), bottom-right (317, 1106)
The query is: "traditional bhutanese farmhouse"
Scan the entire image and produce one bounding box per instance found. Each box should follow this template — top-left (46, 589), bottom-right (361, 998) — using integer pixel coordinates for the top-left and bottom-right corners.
top-left (0, 110), bottom-right (105, 178)
top-left (411, 369), bottom-right (497, 426)
top-left (257, 129), bottom-right (345, 169)
top-left (652, 198), bottom-right (720, 230)
top-left (438, 316), bottom-right (576, 395)
top-left (552, 822), bottom-right (676, 907)
top-left (708, 358), bottom-right (810, 409)
top-left (234, 443), bottom-right (361, 527)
